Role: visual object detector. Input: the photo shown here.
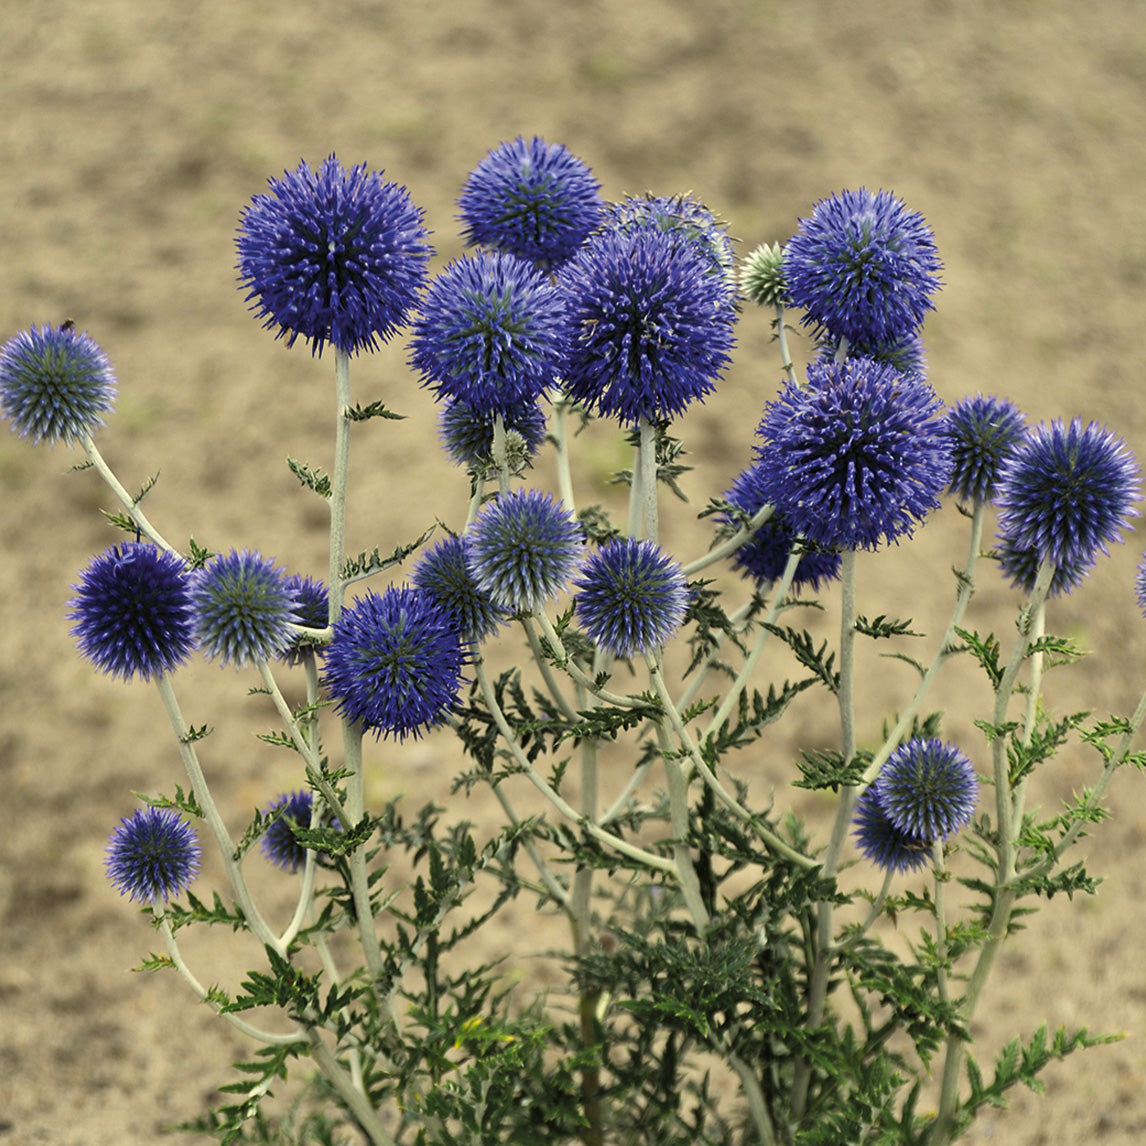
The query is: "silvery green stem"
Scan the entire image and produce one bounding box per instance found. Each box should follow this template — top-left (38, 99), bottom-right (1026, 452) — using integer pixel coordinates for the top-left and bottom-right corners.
top-left (551, 389), bottom-right (577, 512)
top-left (635, 417), bottom-right (659, 541)
top-left (329, 348), bottom-right (352, 624)
top-left (81, 434), bottom-right (179, 556)
top-left (306, 1030), bottom-right (396, 1146)
top-left (682, 502), bottom-right (775, 578)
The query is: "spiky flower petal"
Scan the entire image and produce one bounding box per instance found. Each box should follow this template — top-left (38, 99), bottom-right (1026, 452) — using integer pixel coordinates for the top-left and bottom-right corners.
top-left (105, 807), bottom-right (201, 903)
top-left (0, 324), bottom-right (117, 446)
top-left (69, 543), bottom-right (195, 681)
top-left (413, 534), bottom-right (508, 643)
top-left (874, 739), bottom-right (978, 842)
top-left (944, 394), bottom-right (1027, 505)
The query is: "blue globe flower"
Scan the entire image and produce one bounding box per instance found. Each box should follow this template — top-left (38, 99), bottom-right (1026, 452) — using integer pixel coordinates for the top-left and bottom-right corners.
top-left (851, 787), bottom-right (933, 874)
top-left (784, 188), bottom-right (942, 347)
top-left (558, 224), bottom-right (736, 426)
top-left (994, 535), bottom-right (1092, 599)
top-left (0, 323), bottom-right (117, 446)
top-left (457, 136), bottom-right (603, 269)
top-left (409, 251), bottom-right (570, 420)
top-left (278, 574), bottom-right (330, 666)
top-left (874, 739), bottom-right (978, 843)
top-left (1136, 553), bottom-right (1146, 617)
top-left (192, 550), bottom-right (298, 667)
top-left (814, 330), bottom-right (928, 380)
top-left (464, 488), bottom-right (583, 613)
top-left (994, 419), bottom-right (1140, 573)
top-left (438, 396), bottom-right (548, 468)
top-left (324, 585), bottom-right (465, 740)
top-left (753, 357), bottom-right (951, 551)
top-left (944, 394), bottom-right (1027, 505)
top-left (236, 155), bottom-right (432, 356)
top-left (413, 534), bottom-right (508, 644)
top-left (574, 538), bottom-right (690, 658)
top-left (105, 807), bottom-right (201, 903)
top-left (261, 790), bottom-right (325, 873)
top-left (69, 543), bottom-right (195, 681)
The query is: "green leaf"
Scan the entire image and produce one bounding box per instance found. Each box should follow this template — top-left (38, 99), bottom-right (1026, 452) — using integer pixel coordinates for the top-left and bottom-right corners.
top-left (343, 400), bottom-right (405, 422)
top-left (286, 457), bottom-right (331, 498)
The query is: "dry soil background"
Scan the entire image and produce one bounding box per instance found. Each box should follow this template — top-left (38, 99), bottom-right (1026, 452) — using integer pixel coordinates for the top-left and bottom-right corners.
top-left (4, 1), bottom-right (1146, 1144)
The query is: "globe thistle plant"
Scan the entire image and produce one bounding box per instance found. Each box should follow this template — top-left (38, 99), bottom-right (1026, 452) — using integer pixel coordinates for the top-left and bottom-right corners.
top-left (192, 550), bottom-right (298, 668)
top-left (873, 739), bottom-right (978, 843)
top-left (324, 585), bottom-right (466, 740)
top-left (753, 357), bottom-right (951, 551)
top-left (574, 538), bottom-right (690, 659)
top-left (0, 323), bottom-right (117, 446)
top-left (944, 394), bottom-right (1027, 505)
top-left (994, 419), bottom-right (1140, 574)
top-left (261, 790), bottom-right (320, 874)
top-left (465, 488), bottom-right (583, 613)
top-left (278, 574), bottom-right (330, 666)
top-left (558, 224), bottom-right (736, 425)
top-left (412, 534), bottom-right (509, 643)
top-left (69, 543), bottom-right (195, 682)
top-left (105, 807), bottom-right (201, 903)
top-left (438, 395), bottom-right (548, 469)
top-left (457, 136), bottom-right (604, 269)
top-left (236, 155), bottom-right (432, 356)
top-left (784, 187), bottom-right (942, 347)
top-left (409, 251), bottom-right (570, 420)
top-left (851, 787), bottom-right (933, 874)
top-left (995, 535), bottom-right (1092, 599)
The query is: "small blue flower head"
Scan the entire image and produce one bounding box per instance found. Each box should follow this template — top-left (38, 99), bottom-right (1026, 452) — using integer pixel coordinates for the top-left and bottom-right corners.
top-left (413, 534), bottom-right (508, 643)
top-left (851, 787), bottom-right (933, 874)
top-left (995, 536), bottom-right (1090, 599)
top-left (457, 136), bottom-right (604, 269)
top-left (753, 357), bottom-right (951, 551)
top-left (784, 188), bottom-right (942, 347)
top-left (278, 574), bottom-right (330, 666)
top-left (192, 550), bottom-right (298, 667)
top-left (409, 251), bottom-right (570, 420)
top-left (1136, 553), bottom-right (1146, 617)
top-left (944, 394), bottom-right (1027, 505)
top-left (261, 790), bottom-right (319, 873)
top-left (0, 323), bottom-right (117, 446)
top-left (69, 543), bottom-right (195, 681)
top-left (465, 488), bottom-right (583, 612)
top-left (236, 155), bottom-right (432, 356)
top-left (815, 330), bottom-right (928, 380)
top-left (558, 224), bottom-right (736, 425)
top-left (995, 419), bottom-right (1140, 574)
top-left (574, 538), bottom-right (690, 658)
top-left (105, 807), bottom-right (201, 903)
top-left (874, 739), bottom-right (978, 843)
top-left (438, 396), bottom-right (548, 469)
top-left (324, 585), bottom-right (465, 740)
top-left (720, 463), bottom-right (842, 591)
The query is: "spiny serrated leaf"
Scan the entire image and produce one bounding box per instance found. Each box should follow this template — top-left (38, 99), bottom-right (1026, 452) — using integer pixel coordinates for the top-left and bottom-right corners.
top-left (344, 399), bottom-right (405, 422)
top-left (286, 457), bottom-right (332, 498)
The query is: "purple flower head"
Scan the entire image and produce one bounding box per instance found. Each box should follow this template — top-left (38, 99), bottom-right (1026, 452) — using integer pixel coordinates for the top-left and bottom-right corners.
top-left (0, 324), bottom-right (117, 446)
top-left (413, 534), bottom-right (509, 643)
top-left (69, 543), bottom-right (195, 682)
top-left (944, 394), bottom-right (1027, 505)
top-left (574, 538), bottom-right (690, 658)
top-left (457, 136), bottom-right (603, 269)
top-left (236, 156), bottom-right (432, 356)
top-left (558, 224), bottom-right (736, 425)
top-left (409, 251), bottom-right (570, 420)
top-left (261, 790), bottom-right (333, 873)
top-left (851, 787), bottom-right (933, 874)
top-left (192, 550), bottom-right (298, 668)
top-left (815, 330), bottom-right (928, 381)
top-left (874, 739), bottom-right (978, 842)
top-left (1136, 553), bottom-right (1146, 617)
top-left (106, 807), bottom-right (201, 903)
top-left (438, 396), bottom-right (548, 469)
top-left (995, 419), bottom-right (1139, 575)
top-left (995, 536), bottom-right (1090, 599)
top-left (753, 357), bottom-right (951, 551)
top-left (784, 188), bottom-right (942, 347)
top-left (278, 574), bottom-right (330, 666)
top-left (324, 585), bottom-right (465, 740)
top-left (465, 488), bottom-right (583, 613)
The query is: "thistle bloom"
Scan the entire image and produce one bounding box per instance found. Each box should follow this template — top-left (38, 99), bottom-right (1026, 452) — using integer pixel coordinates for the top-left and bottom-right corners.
top-left (278, 574), bottom-right (330, 666)
top-left (412, 534), bottom-right (508, 643)
top-left (994, 419), bottom-right (1140, 574)
top-left (995, 536), bottom-right (1090, 599)
top-left (261, 791), bottom-right (320, 873)
top-left (0, 323), bottom-right (117, 446)
top-left (815, 331), bottom-right (928, 380)
top-left (324, 585), bottom-right (465, 740)
top-left (465, 488), bottom-right (583, 612)
top-left (457, 136), bottom-right (603, 269)
top-left (574, 538), bottom-right (690, 658)
top-left (874, 739), bottom-right (978, 842)
top-left (105, 807), bottom-right (201, 903)
top-left (944, 394), bottom-right (1026, 505)
top-left (740, 242), bottom-right (787, 308)
top-left (192, 550), bottom-right (298, 667)
top-left (236, 155), bottom-right (432, 356)
top-left (851, 788), bottom-right (932, 874)
top-left (784, 188), bottom-right (942, 347)
top-left (753, 357), bottom-right (951, 551)
top-left (409, 251), bottom-right (570, 420)
top-left (1136, 553), bottom-right (1146, 617)
top-left (558, 225), bottom-right (736, 425)
top-left (69, 543), bottom-right (195, 681)
top-left (438, 396), bottom-right (548, 468)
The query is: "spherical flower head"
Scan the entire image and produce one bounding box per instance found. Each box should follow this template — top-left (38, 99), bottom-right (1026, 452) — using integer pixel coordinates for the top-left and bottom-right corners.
top-left (324, 585), bottom-right (465, 740)
top-left (574, 538), bottom-right (690, 658)
top-left (69, 543), bottom-right (195, 681)
top-left (994, 419), bottom-right (1140, 573)
top-left (409, 251), bottom-right (570, 420)
top-left (261, 790), bottom-right (320, 873)
top-left (0, 323), bottom-right (117, 446)
top-left (412, 534), bottom-right (508, 643)
top-left (105, 807), bottom-right (201, 903)
top-left (851, 787), bottom-right (932, 874)
top-left (874, 739), bottom-right (978, 842)
top-left (278, 574), bottom-right (330, 666)
top-left (465, 488), bottom-right (583, 613)
top-left (784, 188), bottom-right (942, 346)
top-left (753, 357), bottom-right (951, 551)
top-left (739, 242), bottom-right (787, 308)
top-left (815, 331), bottom-right (928, 380)
top-left (558, 225), bottom-right (736, 425)
top-left (944, 394), bottom-right (1027, 505)
top-left (438, 396), bottom-right (548, 469)
top-left (995, 535), bottom-right (1091, 599)
top-left (236, 155), bottom-right (432, 356)
top-left (192, 549), bottom-right (298, 667)
top-left (1136, 553), bottom-right (1146, 617)
top-left (720, 463), bottom-right (841, 591)
top-left (457, 136), bottom-right (604, 269)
